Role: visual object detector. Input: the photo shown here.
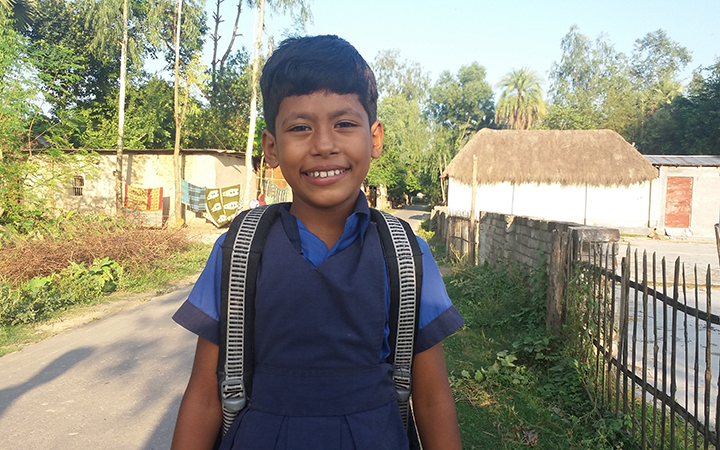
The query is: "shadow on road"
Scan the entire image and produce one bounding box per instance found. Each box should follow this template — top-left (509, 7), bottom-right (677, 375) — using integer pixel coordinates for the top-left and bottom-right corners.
top-left (0, 347), bottom-right (94, 419)
top-left (142, 393), bottom-right (183, 450)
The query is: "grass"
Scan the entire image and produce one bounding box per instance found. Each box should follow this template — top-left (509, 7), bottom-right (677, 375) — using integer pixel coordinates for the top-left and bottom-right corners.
top-left (439, 258), bottom-right (638, 449)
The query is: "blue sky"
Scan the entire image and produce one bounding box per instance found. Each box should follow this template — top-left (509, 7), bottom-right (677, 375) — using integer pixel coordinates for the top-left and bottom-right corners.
top-left (202, 0), bottom-right (719, 91)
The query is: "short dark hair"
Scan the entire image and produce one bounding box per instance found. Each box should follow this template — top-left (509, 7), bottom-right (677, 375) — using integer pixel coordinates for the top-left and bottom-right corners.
top-left (260, 35), bottom-right (378, 135)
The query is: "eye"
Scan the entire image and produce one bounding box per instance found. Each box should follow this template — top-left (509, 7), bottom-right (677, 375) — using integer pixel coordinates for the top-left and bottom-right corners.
top-left (287, 124), bottom-right (310, 132)
top-left (336, 121), bottom-right (357, 129)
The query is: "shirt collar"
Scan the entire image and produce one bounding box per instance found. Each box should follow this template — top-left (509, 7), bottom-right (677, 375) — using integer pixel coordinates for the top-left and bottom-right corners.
top-left (277, 191), bottom-right (370, 265)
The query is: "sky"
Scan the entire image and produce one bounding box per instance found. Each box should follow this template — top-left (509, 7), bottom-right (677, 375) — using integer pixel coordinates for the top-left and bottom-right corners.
top-left (200, 0), bottom-right (720, 92)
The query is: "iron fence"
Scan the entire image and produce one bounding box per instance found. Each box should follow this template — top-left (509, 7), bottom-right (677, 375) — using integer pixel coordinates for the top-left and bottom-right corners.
top-left (572, 240), bottom-right (720, 449)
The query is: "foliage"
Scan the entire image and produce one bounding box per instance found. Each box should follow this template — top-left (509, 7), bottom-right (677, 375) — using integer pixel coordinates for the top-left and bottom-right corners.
top-left (545, 26), bottom-right (634, 133)
top-left (0, 0), bottom-right (37, 31)
top-left (0, 146), bottom-right (100, 235)
top-left (186, 49), bottom-right (255, 150)
top-left (495, 68), bottom-right (547, 130)
top-left (444, 260), bottom-right (637, 449)
top-left (0, 210), bottom-right (209, 329)
top-left (0, 257), bottom-right (122, 325)
top-left (369, 51), bottom-right (436, 203)
top-left (635, 59), bottom-right (720, 154)
top-left (373, 49), bottom-right (430, 102)
top-left (429, 62), bottom-right (495, 146)
top-left (545, 26), bottom-right (692, 148)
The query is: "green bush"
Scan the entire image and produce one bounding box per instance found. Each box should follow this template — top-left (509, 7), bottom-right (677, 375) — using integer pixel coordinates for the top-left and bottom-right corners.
top-left (0, 257), bottom-right (122, 325)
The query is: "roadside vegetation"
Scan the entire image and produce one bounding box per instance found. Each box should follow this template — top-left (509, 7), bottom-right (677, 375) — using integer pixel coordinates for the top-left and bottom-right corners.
top-left (0, 213), bottom-right (212, 356)
top-left (421, 219), bottom-right (636, 449)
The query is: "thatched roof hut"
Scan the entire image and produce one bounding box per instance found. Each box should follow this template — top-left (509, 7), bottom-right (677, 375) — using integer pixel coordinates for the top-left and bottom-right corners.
top-left (444, 129), bottom-right (657, 187)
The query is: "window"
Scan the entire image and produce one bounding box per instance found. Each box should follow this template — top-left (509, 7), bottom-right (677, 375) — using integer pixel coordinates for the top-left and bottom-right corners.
top-left (73, 176), bottom-right (84, 196)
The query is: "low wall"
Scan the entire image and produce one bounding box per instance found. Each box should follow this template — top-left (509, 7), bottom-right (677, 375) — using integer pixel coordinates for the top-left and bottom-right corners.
top-left (433, 207), bottom-right (620, 270)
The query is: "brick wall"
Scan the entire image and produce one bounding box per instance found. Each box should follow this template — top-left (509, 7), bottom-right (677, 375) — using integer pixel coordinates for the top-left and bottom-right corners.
top-left (433, 207), bottom-right (620, 271)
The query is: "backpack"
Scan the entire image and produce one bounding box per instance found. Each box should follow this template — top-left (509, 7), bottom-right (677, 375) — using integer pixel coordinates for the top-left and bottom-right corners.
top-left (217, 203), bottom-right (423, 448)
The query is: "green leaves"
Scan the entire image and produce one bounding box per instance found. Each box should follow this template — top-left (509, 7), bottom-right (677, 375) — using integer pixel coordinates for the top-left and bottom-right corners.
top-left (0, 257), bottom-right (123, 326)
top-left (495, 68), bottom-right (546, 130)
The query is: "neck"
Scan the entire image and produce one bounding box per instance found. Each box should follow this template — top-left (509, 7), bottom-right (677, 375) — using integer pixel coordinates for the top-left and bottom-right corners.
top-left (289, 201), bottom-right (356, 249)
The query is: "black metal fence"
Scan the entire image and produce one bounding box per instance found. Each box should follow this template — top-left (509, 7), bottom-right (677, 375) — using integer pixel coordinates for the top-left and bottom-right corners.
top-left (571, 240), bottom-right (720, 449)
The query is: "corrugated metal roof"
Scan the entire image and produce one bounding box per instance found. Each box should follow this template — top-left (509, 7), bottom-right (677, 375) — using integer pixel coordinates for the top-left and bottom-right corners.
top-left (644, 155), bottom-right (720, 167)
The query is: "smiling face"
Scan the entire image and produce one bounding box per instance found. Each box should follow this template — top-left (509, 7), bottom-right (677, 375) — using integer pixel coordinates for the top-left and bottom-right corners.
top-left (262, 91), bottom-right (383, 221)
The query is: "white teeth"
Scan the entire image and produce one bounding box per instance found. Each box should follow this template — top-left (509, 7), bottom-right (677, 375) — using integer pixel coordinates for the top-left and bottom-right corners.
top-left (307, 169), bottom-right (344, 178)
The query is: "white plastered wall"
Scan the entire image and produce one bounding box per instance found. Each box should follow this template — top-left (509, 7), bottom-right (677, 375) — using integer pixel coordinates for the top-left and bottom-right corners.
top-left (655, 166), bottom-right (720, 238)
top-left (448, 177), bottom-right (654, 230)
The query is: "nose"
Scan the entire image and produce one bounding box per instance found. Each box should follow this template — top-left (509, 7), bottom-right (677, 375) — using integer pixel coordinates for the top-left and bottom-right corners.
top-left (311, 125), bottom-right (339, 157)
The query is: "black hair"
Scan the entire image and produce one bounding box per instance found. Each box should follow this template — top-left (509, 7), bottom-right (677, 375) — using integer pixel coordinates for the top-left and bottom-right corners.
top-left (260, 35), bottom-right (378, 135)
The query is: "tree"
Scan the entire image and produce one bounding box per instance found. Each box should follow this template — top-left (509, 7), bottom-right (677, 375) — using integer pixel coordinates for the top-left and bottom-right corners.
top-left (373, 49), bottom-right (429, 102)
top-left (209, 0), bottom-right (244, 104)
top-left (428, 62), bottom-right (494, 203)
top-left (494, 68), bottom-right (546, 129)
top-left (0, 0), bottom-right (36, 30)
top-left (545, 26), bottom-right (632, 132)
top-left (0, 10), bottom-right (98, 231)
top-left (636, 60), bottom-right (720, 155)
top-left (186, 50), bottom-right (253, 150)
top-left (429, 62), bottom-right (494, 146)
top-left (368, 51), bottom-right (433, 204)
top-left (546, 26), bottom-right (692, 144)
top-left (629, 29), bottom-right (691, 144)
top-left (83, 0), bottom-right (133, 214)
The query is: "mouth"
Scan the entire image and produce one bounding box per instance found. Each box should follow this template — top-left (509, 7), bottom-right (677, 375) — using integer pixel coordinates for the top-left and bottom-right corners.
top-left (304, 168), bottom-right (347, 179)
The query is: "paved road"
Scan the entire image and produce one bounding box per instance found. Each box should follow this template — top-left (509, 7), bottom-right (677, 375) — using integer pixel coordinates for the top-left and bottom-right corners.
top-left (0, 206), bottom-right (430, 450)
top-left (622, 237), bottom-right (720, 287)
top-left (390, 204), bottom-right (431, 233)
top-left (0, 284), bottom-right (197, 450)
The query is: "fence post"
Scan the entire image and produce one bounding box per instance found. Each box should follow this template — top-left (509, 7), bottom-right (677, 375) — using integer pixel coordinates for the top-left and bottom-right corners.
top-left (546, 229), bottom-right (568, 335)
top-left (714, 223), bottom-right (719, 267)
top-left (469, 155), bottom-right (478, 266)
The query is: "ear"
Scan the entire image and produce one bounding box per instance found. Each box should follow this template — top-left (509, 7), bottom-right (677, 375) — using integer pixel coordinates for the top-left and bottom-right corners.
top-left (370, 120), bottom-right (383, 159)
top-left (262, 129), bottom-right (279, 168)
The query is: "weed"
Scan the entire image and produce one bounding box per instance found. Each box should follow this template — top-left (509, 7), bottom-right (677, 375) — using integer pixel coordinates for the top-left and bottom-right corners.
top-left (444, 260), bottom-right (637, 448)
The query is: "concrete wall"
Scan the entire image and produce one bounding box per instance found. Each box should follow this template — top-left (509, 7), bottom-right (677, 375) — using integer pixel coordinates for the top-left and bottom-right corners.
top-left (448, 178), bottom-right (652, 233)
top-left (49, 151), bottom-right (253, 226)
top-left (654, 166), bottom-right (720, 238)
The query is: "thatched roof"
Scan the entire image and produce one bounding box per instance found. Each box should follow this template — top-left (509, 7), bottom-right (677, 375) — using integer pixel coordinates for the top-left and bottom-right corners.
top-left (444, 129), bottom-right (657, 187)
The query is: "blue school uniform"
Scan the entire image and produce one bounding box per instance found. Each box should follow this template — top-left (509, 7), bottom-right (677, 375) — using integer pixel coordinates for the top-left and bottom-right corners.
top-left (173, 193), bottom-right (463, 449)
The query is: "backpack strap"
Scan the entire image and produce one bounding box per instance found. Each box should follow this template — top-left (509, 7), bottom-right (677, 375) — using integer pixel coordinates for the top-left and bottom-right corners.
top-left (370, 208), bottom-right (423, 446)
top-left (218, 203), bottom-right (283, 436)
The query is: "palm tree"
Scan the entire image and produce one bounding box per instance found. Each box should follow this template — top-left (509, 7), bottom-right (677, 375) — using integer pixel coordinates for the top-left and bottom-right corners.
top-left (1, 0), bottom-right (37, 30)
top-left (495, 68), bottom-right (547, 130)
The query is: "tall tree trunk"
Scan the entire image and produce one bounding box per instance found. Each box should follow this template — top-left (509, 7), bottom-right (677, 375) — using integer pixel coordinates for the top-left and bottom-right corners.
top-left (210, 0), bottom-right (221, 98)
top-left (115, 0), bottom-right (128, 215)
top-left (172, 0), bottom-right (183, 226)
top-left (210, 0), bottom-right (243, 105)
top-left (243, 0), bottom-right (265, 209)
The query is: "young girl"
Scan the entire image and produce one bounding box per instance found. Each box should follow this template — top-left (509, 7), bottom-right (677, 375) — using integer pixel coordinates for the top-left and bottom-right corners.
top-left (171, 35), bottom-right (464, 450)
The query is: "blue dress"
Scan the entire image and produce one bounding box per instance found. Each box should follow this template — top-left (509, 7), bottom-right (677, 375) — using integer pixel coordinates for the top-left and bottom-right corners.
top-left (173, 195), bottom-right (464, 449)
top-left (218, 218), bottom-right (408, 449)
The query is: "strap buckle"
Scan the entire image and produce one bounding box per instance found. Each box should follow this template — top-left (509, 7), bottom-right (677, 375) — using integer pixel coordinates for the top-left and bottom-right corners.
top-left (220, 378), bottom-right (247, 412)
top-left (393, 367), bottom-right (412, 402)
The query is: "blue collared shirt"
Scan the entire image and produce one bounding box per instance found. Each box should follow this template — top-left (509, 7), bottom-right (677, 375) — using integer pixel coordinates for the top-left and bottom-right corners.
top-left (173, 193), bottom-right (464, 355)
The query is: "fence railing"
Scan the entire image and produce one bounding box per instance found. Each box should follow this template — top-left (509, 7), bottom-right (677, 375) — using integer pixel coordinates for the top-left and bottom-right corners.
top-left (571, 239), bottom-right (720, 449)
